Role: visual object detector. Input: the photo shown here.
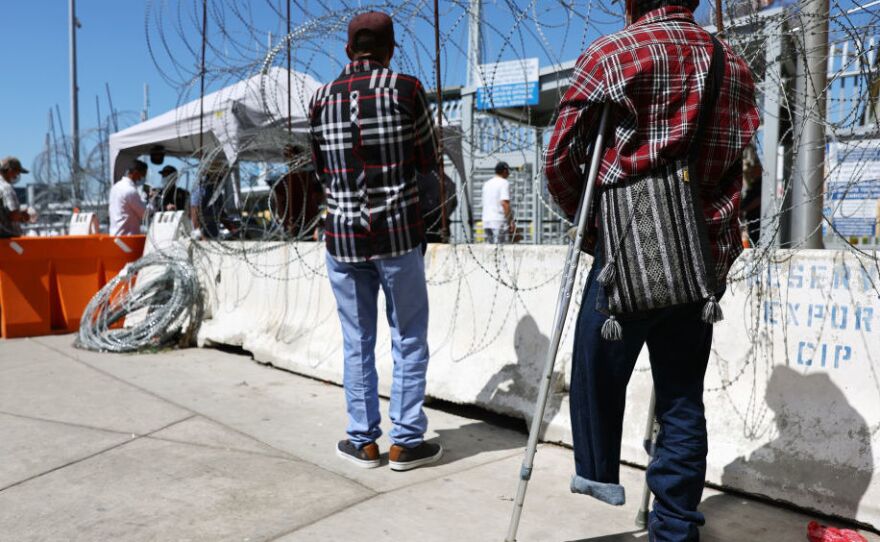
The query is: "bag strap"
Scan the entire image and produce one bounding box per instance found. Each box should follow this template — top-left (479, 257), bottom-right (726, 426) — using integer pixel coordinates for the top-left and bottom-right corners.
top-left (688, 35), bottom-right (726, 161)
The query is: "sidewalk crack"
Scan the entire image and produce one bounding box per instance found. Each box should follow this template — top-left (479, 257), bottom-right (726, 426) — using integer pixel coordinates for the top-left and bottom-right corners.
top-left (0, 415), bottom-right (196, 494)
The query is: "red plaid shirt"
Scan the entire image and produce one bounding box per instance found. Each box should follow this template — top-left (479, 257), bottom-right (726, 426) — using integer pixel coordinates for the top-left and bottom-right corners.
top-left (545, 6), bottom-right (760, 282)
top-left (309, 59), bottom-right (439, 262)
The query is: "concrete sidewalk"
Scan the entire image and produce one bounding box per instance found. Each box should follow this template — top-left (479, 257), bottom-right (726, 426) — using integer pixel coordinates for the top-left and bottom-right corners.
top-left (1, 335), bottom-right (876, 542)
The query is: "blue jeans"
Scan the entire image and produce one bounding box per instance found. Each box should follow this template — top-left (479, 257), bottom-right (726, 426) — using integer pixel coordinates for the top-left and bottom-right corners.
top-left (325, 248), bottom-right (430, 449)
top-left (570, 246), bottom-right (713, 542)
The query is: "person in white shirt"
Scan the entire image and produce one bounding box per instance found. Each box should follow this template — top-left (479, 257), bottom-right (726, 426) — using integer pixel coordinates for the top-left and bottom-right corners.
top-left (109, 160), bottom-right (148, 236)
top-left (0, 157), bottom-right (31, 238)
top-left (481, 161), bottom-right (515, 244)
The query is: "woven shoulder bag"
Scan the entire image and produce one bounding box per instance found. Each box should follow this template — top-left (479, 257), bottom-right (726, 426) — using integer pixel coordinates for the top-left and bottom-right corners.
top-left (597, 34), bottom-right (727, 341)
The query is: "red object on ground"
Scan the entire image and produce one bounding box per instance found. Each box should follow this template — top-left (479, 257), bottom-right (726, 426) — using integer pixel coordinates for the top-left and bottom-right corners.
top-left (808, 521), bottom-right (869, 542)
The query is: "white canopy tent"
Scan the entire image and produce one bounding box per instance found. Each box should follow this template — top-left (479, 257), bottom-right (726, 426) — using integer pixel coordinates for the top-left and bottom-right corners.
top-left (109, 65), bottom-right (467, 228)
top-left (109, 67), bottom-right (323, 182)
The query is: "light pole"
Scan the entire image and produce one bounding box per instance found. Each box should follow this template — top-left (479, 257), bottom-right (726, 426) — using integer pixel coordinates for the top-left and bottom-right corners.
top-left (459, 0), bottom-right (481, 242)
top-left (793, 0), bottom-right (829, 248)
top-left (69, 0), bottom-right (81, 202)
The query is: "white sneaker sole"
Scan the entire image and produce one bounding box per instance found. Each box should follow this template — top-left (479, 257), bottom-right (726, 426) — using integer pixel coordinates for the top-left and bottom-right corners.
top-left (389, 446), bottom-right (444, 472)
top-left (335, 446), bottom-right (381, 469)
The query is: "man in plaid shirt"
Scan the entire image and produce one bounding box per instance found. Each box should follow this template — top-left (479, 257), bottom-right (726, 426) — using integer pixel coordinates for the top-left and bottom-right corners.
top-left (309, 11), bottom-right (443, 472)
top-left (545, 0), bottom-right (758, 539)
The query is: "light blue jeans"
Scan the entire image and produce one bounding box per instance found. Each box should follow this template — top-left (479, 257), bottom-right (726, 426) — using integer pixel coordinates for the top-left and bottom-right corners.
top-left (325, 248), bottom-right (430, 449)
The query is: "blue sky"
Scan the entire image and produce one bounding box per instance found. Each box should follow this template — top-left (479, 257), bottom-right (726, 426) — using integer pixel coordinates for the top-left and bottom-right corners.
top-left (0, 1), bottom-right (628, 190)
top-left (1, 3), bottom-right (174, 184)
top-left (9, 0), bottom-right (871, 188)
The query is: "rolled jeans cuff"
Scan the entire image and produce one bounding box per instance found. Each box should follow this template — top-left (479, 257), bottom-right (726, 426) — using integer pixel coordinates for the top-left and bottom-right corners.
top-left (570, 474), bottom-right (626, 506)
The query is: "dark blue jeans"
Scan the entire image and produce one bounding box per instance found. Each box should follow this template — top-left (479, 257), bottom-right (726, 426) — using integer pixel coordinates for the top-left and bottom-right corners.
top-left (570, 248), bottom-right (713, 542)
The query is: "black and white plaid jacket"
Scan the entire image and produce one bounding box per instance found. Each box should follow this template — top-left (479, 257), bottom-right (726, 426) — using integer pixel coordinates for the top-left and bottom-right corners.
top-left (308, 59), bottom-right (440, 262)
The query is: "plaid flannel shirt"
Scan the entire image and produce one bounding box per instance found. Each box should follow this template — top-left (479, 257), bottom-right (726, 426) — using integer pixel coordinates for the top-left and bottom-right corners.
top-left (545, 6), bottom-right (760, 283)
top-left (309, 59), bottom-right (440, 262)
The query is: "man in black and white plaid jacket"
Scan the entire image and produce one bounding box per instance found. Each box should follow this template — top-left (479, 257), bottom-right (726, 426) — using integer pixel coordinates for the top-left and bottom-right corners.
top-left (308, 11), bottom-right (444, 472)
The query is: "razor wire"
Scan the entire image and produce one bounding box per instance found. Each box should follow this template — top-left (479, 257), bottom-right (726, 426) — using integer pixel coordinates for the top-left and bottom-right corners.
top-left (77, 249), bottom-right (204, 352)
top-left (33, 0), bottom-right (880, 438)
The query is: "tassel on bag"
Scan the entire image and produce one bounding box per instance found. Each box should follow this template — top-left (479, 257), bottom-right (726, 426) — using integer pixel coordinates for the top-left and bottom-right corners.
top-left (601, 315), bottom-right (623, 341)
top-left (701, 295), bottom-right (724, 324)
top-left (597, 260), bottom-right (616, 286)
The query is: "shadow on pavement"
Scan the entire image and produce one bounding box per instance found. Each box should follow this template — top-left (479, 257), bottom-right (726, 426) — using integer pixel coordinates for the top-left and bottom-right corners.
top-left (564, 531), bottom-right (647, 542)
top-left (699, 493), bottom-right (800, 541)
top-left (431, 421), bottom-right (525, 466)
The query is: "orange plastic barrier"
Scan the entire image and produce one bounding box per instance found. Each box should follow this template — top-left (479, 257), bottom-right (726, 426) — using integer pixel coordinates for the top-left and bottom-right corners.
top-left (49, 236), bottom-right (104, 333)
top-left (98, 236), bottom-right (146, 283)
top-left (0, 235), bottom-right (145, 339)
top-left (0, 239), bottom-right (54, 338)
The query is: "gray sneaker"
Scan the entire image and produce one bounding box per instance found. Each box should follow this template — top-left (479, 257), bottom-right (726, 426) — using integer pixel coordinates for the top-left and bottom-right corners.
top-left (336, 440), bottom-right (380, 469)
top-left (388, 441), bottom-right (443, 471)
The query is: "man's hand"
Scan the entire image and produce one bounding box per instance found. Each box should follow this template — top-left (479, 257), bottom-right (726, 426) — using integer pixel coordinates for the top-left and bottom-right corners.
top-left (508, 221), bottom-right (516, 234)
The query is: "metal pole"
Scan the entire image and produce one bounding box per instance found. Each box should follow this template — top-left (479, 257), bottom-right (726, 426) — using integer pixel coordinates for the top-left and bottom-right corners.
top-left (793, 0), bottom-right (829, 248)
top-left (105, 83), bottom-right (119, 132)
top-left (505, 104), bottom-right (611, 542)
top-left (49, 109), bottom-right (62, 184)
top-left (467, 0), bottom-right (482, 88)
top-left (459, 0), bottom-right (481, 242)
top-left (69, 0), bottom-right (81, 202)
top-left (96, 95), bottom-right (107, 195)
top-left (55, 103), bottom-right (77, 202)
top-left (199, 0), bottom-right (207, 159)
top-left (142, 83), bottom-right (150, 121)
top-left (461, 94), bottom-right (476, 242)
top-left (534, 127), bottom-right (544, 244)
top-left (760, 26), bottom-right (785, 247)
top-left (44, 128), bottom-right (51, 186)
top-left (433, 0), bottom-right (449, 241)
top-left (286, 0), bottom-right (292, 135)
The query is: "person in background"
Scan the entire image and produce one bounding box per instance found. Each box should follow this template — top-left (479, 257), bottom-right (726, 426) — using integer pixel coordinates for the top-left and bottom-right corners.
top-left (481, 161), bottom-right (515, 244)
top-left (159, 165), bottom-right (190, 213)
top-left (270, 144), bottom-right (323, 238)
top-left (143, 184), bottom-right (160, 225)
top-left (190, 160), bottom-right (227, 239)
top-left (309, 10), bottom-right (443, 471)
top-left (876, 197), bottom-right (880, 238)
top-left (109, 159), bottom-right (148, 236)
top-left (144, 184), bottom-right (160, 209)
top-left (544, 0), bottom-right (759, 538)
top-left (0, 156), bottom-right (31, 238)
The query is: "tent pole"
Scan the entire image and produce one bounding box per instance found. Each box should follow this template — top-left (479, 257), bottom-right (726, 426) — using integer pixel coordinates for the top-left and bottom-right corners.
top-left (434, 0), bottom-right (449, 242)
top-left (287, 0), bottom-right (292, 136)
top-left (199, 0), bottom-right (207, 160)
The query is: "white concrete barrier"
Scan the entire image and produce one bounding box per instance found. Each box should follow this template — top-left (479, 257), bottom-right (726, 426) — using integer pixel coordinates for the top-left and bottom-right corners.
top-left (194, 242), bottom-right (879, 528)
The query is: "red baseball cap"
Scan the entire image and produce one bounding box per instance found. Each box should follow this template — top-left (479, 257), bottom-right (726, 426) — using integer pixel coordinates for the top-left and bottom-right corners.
top-left (347, 11), bottom-right (395, 48)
